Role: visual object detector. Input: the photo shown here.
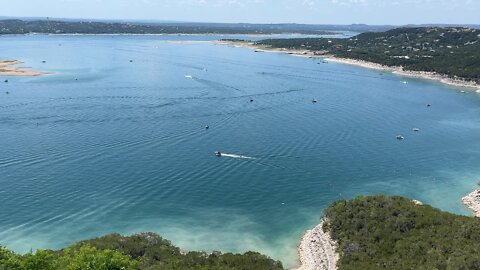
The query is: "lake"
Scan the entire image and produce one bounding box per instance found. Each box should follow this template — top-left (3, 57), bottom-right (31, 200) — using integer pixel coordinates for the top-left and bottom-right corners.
top-left (1, 34), bottom-right (480, 268)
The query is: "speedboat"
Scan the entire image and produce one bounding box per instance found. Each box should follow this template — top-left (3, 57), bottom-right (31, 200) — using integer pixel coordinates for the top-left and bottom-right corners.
top-left (215, 151), bottom-right (222, 157)
top-left (396, 135), bottom-right (405, 140)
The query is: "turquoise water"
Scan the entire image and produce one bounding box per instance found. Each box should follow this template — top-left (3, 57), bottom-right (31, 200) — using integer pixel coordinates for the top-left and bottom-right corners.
top-left (1, 35), bottom-right (480, 268)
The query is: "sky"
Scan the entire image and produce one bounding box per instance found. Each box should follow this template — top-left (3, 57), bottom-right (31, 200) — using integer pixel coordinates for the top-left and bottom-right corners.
top-left (2, 0), bottom-right (479, 25)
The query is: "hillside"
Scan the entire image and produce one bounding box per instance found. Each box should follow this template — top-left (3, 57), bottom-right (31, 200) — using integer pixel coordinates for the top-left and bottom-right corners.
top-left (0, 233), bottom-right (283, 270)
top-left (323, 195), bottom-right (480, 270)
top-left (256, 27), bottom-right (480, 83)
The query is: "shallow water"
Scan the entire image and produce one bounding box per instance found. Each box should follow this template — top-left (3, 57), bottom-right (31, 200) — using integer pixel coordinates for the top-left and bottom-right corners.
top-left (1, 35), bottom-right (480, 268)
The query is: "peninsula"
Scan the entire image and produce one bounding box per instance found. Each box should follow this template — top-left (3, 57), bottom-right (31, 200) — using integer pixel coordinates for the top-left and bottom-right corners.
top-left (297, 195), bottom-right (480, 270)
top-left (220, 27), bottom-right (480, 90)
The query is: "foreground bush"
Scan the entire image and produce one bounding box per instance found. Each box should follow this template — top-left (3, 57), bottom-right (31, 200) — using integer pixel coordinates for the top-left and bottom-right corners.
top-left (0, 233), bottom-right (283, 270)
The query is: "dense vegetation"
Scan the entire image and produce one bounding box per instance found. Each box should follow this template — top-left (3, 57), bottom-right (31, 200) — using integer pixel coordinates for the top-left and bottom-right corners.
top-left (0, 232), bottom-right (283, 270)
top-left (0, 20), bottom-right (340, 35)
top-left (324, 195), bottom-right (480, 270)
top-left (256, 27), bottom-right (480, 83)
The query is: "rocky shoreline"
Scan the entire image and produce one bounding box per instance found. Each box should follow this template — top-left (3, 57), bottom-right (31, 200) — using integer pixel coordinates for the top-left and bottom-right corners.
top-left (462, 189), bottom-right (480, 217)
top-left (294, 219), bottom-right (338, 270)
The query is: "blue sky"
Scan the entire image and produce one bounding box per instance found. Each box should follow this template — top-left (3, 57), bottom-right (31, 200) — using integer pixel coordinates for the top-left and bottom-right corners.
top-left (3, 0), bottom-right (479, 25)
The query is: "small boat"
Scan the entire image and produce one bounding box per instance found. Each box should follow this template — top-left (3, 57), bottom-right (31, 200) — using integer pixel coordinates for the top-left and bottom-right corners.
top-left (461, 90), bottom-right (466, 93)
top-left (402, 81), bottom-right (408, 84)
top-left (215, 151), bottom-right (222, 157)
top-left (42, 60), bottom-right (46, 63)
top-left (185, 75), bottom-right (193, 79)
top-left (312, 98), bottom-right (318, 103)
top-left (4, 79), bottom-right (8, 83)
top-left (5, 91), bottom-right (9, 94)
top-left (250, 98), bottom-right (254, 102)
top-left (396, 135), bottom-right (405, 140)
top-left (412, 128), bottom-right (420, 132)
top-left (426, 104), bottom-right (431, 107)
top-left (129, 60), bottom-right (133, 63)
top-left (205, 125), bottom-right (209, 129)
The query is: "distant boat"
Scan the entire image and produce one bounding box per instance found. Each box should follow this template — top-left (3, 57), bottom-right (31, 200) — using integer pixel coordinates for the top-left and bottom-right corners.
top-left (205, 125), bottom-right (209, 129)
top-left (215, 151), bottom-right (222, 157)
top-left (426, 104), bottom-right (431, 107)
top-left (396, 135), bottom-right (405, 140)
top-left (185, 75), bottom-right (193, 79)
top-left (461, 90), bottom-right (466, 93)
top-left (312, 98), bottom-right (318, 103)
top-left (42, 60), bottom-right (46, 63)
top-left (4, 79), bottom-right (8, 83)
top-left (412, 128), bottom-right (420, 132)
top-left (250, 98), bottom-right (254, 102)
top-left (402, 81), bottom-right (408, 84)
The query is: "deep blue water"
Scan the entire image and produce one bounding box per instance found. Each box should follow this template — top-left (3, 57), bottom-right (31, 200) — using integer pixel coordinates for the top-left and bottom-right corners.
top-left (1, 35), bottom-right (480, 267)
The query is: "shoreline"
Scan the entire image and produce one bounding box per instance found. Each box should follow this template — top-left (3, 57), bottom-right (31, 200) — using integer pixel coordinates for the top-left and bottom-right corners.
top-left (462, 189), bottom-right (480, 217)
top-left (0, 60), bottom-right (47, 76)
top-left (324, 57), bottom-right (480, 92)
top-left (294, 219), bottom-right (338, 270)
top-left (215, 40), bottom-right (480, 92)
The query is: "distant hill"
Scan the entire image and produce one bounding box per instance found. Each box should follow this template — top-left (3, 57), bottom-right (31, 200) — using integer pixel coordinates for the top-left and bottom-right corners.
top-left (0, 19), bottom-right (343, 35)
top-left (256, 27), bottom-right (480, 83)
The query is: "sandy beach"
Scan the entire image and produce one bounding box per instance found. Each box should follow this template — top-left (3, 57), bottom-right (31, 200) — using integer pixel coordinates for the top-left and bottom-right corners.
top-left (294, 219), bottom-right (338, 270)
top-left (0, 60), bottom-right (47, 76)
top-left (215, 40), bottom-right (480, 92)
top-left (462, 189), bottom-right (480, 217)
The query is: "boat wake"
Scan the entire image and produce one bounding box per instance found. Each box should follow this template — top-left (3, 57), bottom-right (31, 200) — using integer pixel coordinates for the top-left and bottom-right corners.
top-left (219, 153), bottom-right (256, 160)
